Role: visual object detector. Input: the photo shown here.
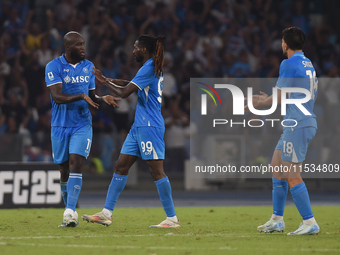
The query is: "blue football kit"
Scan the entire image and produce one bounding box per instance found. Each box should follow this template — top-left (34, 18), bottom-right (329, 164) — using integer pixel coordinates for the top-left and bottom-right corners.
top-left (45, 54), bottom-right (95, 164)
top-left (103, 58), bottom-right (177, 220)
top-left (121, 58), bottom-right (165, 160)
top-left (270, 51), bottom-right (318, 226)
top-left (275, 52), bottom-right (318, 163)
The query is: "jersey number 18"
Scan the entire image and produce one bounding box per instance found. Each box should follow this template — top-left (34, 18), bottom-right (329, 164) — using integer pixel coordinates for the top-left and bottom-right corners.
top-left (306, 70), bottom-right (317, 100)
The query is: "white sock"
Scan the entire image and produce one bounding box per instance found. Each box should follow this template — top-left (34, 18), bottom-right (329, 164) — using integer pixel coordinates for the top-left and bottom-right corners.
top-left (102, 208), bottom-right (112, 218)
top-left (64, 208), bottom-right (74, 216)
top-left (167, 216), bottom-right (178, 222)
top-left (303, 217), bottom-right (316, 225)
top-left (271, 214), bottom-right (283, 221)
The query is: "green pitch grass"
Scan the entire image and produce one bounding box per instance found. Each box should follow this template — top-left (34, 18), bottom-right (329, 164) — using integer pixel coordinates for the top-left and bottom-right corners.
top-left (1, 206), bottom-right (339, 255)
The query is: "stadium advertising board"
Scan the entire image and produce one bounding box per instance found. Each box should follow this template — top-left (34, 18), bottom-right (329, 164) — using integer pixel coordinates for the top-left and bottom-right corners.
top-left (0, 163), bottom-right (64, 208)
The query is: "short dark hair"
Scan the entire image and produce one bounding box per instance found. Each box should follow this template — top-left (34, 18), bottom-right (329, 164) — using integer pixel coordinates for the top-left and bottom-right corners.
top-left (281, 27), bottom-right (306, 50)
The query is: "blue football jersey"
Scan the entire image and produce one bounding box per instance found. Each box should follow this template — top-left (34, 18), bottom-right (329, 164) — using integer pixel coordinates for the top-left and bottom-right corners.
top-left (276, 52), bottom-right (318, 129)
top-left (131, 58), bottom-right (164, 128)
top-left (45, 54), bottom-right (95, 127)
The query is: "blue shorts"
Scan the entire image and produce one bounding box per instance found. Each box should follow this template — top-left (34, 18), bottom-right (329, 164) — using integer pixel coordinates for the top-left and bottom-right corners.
top-left (121, 126), bottom-right (165, 160)
top-left (275, 127), bottom-right (316, 163)
top-left (51, 124), bottom-right (92, 164)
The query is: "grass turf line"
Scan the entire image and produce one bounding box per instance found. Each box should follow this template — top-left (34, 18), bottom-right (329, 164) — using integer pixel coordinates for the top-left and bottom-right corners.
top-left (0, 206), bottom-right (339, 255)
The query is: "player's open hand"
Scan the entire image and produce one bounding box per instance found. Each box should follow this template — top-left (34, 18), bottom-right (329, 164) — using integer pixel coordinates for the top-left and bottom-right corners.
top-left (255, 91), bottom-right (269, 101)
top-left (102, 95), bottom-right (121, 108)
top-left (91, 66), bottom-right (106, 83)
top-left (244, 91), bottom-right (268, 112)
top-left (83, 93), bottom-right (99, 109)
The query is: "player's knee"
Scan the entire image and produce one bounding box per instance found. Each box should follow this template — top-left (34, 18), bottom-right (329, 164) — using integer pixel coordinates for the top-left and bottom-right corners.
top-left (114, 161), bottom-right (128, 175)
top-left (69, 158), bottom-right (84, 173)
top-left (59, 161), bottom-right (69, 178)
top-left (59, 166), bottom-right (69, 174)
top-left (149, 168), bottom-right (166, 181)
top-left (286, 178), bottom-right (303, 188)
top-left (59, 168), bottom-right (69, 178)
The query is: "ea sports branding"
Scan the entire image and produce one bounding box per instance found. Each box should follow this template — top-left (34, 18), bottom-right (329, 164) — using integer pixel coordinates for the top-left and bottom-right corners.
top-left (0, 170), bottom-right (62, 207)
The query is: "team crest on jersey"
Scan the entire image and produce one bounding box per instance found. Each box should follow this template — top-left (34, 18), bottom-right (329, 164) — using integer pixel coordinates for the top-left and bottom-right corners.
top-left (83, 67), bottom-right (88, 73)
top-left (64, 75), bottom-right (71, 83)
top-left (48, 72), bottom-right (54, 80)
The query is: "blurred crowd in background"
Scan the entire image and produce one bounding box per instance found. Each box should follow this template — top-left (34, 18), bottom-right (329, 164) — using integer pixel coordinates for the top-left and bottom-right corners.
top-left (0, 0), bottom-right (339, 173)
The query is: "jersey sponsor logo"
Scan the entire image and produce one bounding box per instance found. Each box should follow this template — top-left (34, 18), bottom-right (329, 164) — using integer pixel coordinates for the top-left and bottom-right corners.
top-left (64, 69), bottom-right (69, 72)
top-left (48, 72), bottom-right (54, 80)
top-left (71, 76), bottom-right (90, 83)
top-left (64, 75), bottom-right (71, 83)
top-left (64, 75), bottom-right (90, 84)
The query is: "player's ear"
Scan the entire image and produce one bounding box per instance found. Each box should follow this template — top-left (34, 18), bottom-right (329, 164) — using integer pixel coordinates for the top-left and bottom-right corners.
top-left (283, 41), bottom-right (288, 50)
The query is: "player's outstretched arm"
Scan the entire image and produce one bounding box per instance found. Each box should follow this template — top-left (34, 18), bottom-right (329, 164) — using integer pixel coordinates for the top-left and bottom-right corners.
top-left (91, 66), bottom-right (138, 98)
top-left (48, 83), bottom-right (99, 109)
top-left (245, 90), bottom-right (281, 112)
top-left (107, 78), bottom-right (130, 87)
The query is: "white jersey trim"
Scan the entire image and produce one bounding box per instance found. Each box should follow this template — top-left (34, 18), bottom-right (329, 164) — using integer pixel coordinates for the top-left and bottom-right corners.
top-left (131, 81), bottom-right (141, 90)
top-left (144, 86), bottom-right (150, 102)
top-left (152, 147), bottom-right (159, 160)
top-left (107, 80), bottom-right (125, 88)
top-left (46, 82), bottom-right (62, 87)
top-left (69, 63), bottom-right (79, 68)
top-left (292, 147), bottom-right (298, 163)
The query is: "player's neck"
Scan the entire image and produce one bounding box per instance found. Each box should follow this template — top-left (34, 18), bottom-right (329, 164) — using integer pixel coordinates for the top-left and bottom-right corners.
top-left (64, 53), bottom-right (81, 65)
top-left (287, 49), bottom-right (303, 59)
top-left (142, 54), bottom-right (153, 65)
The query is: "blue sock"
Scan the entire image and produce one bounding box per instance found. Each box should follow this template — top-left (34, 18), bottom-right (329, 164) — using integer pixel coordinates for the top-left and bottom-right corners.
top-left (60, 181), bottom-right (68, 207)
top-left (155, 176), bottom-right (176, 217)
top-left (272, 178), bottom-right (288, 216)
top-left (104, 174), bottom-right (128, 211)
top-left (66, 173), bottom-right (82, 211)
top-left (290, 182), bottom-right (314, 220)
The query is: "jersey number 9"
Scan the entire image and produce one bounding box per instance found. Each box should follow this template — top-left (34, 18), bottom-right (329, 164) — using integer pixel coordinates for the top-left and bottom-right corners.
top-left (157, 76), bottom-right (163, 103)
